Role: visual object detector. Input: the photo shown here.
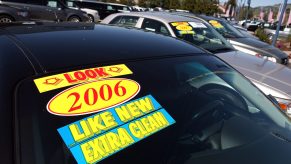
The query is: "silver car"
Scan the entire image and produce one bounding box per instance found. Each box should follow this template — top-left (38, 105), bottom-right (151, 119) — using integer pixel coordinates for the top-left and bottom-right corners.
top-left (102, 12), bottom-right (291, 115)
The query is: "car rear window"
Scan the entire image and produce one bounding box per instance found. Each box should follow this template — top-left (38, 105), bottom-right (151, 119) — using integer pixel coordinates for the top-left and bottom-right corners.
top-left (16, 55), bottom-right (283, 164)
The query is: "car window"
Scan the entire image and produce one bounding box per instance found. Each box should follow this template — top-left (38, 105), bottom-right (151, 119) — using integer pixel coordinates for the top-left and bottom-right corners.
top-left (141, 18), bottom-right (170, 36)
top-left (208, 19), bottom-right (245, 38)
top-left (107, 5), bottom-right (114, 10)
top-left (17, 55), bottom-right (289, 164)
top-left (66, 1), bottom-right (78, 8)
top-left (109, 16), bottom-right (139, 27)
top-left (46, 0), bottom-right (61, 8)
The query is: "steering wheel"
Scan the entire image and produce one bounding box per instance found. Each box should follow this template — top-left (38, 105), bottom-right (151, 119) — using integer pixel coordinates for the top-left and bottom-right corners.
top-left (178, 83), bottom-right (250, 147)
top-left (193, 83), bottom-right (249, 121)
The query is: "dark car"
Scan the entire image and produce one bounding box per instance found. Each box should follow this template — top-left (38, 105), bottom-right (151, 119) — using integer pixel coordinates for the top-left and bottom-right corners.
top-left (1, 0), bottom-right (89, 22)
top-left (173, 13), bottom-right (289, 65)
top-left (1, 22), bottom-right (291, 164)
top-left (198, 15), bottom-right (289, 65)
top-left (72, 0), bottom-right (131, 20)
top-left (0, 4), bottom-right (29, 22)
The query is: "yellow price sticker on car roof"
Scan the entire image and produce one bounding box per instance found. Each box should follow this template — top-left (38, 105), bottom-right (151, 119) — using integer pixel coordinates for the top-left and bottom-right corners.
top-left (34, 64), bottom-right (132, 93)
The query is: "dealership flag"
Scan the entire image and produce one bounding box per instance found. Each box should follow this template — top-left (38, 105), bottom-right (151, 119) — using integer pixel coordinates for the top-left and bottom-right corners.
top-left (260, 7), bottom-right (264, 20)
top-left (268, 8), bottom-right (274, 23)
top-left (287, 9), bottom-right (291, 25)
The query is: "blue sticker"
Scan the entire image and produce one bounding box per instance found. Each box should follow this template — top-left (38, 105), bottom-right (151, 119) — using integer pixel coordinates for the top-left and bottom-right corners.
top-left (57, 95), bottom-right (175, 164)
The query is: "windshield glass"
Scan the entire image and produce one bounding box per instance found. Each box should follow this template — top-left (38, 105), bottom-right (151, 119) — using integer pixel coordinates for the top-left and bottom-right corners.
top-left (169, 21), bottom-right (234, 53)
top-left (208, 19), bottom-right (245, 38)
top-left (17, 55), bottom-right (290, 164)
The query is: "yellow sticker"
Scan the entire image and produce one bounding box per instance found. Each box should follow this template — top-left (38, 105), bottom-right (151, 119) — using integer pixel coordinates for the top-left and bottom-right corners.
top-left (34, 64), bottom-right (132, 93)
top-left (209, 20), bottom-right (223, 28)
top-left (179, 30), bottom-right (195, 35)
top-left (176, 25), bottom-right (193, 31)
top-left (47, 78), bottom-right (140, 116)
top-left (171, 22), bottom-right (189, 26)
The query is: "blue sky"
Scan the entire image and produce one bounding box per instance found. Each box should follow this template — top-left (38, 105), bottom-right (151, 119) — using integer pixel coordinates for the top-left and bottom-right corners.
top-left (220, 0), bottom-right (286, 7)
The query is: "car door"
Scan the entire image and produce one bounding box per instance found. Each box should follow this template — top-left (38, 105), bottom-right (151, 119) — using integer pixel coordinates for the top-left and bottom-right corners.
top-left (140, 18), bottom-right (171, 36)
top-left (108, 16), bottom-right (140, 27)
top-left (21, 0), bottom-right (58, 21)
top-left (1, 0), bottom-right (48, 21)
top-left (76, 1), bottom-right (107, 20)
top-left (44, 0), bottom-right (67, 21)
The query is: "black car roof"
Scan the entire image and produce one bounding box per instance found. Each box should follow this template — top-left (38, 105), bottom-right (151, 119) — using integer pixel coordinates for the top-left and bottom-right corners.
top-left (0, 22), bottom-right (206, 75)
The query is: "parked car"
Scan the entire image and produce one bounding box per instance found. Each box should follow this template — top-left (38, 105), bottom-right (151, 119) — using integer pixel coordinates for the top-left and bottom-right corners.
top-left (64, 0), bottom-right (100, 22)
top-left (239, 19), bottom-right (262, 31)
top-left (1, 0), bottom-right (89, 22)
top-left (264, 27), bottom-right (291, 40)
top-left (0, 4), bottom-right (29, 22)
top-left (181, 14), bottom-right (289, 65)
top-left (1, 21), bottom-right (291, 164)
top-left (102, 12), bottom-right (291, 116)
top-left (72, 0), bottom-right (131, 20)
top-left (233, 24), bottom-right (259, 40)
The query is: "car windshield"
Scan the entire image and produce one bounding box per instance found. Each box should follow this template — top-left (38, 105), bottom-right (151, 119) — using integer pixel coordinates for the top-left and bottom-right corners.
top-left (17, 55), bottom-right (290, 164)
top-left (169, 21), bottom-right (234, 53)
top-left (208, 19), bottom-right (245, 38)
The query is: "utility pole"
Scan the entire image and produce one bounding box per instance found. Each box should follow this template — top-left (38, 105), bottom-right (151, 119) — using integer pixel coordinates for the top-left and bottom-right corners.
top-left (272, 0), bottom-right (288, 46)
top-left (244, 0), bottom-right (251, 28)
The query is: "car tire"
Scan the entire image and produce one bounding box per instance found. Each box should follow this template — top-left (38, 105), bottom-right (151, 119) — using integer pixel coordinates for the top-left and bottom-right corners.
top-left (0, 15), bottom-right (14, 23)
top-left (88, 15), bottom-right (94, 23)
top-left (68, 16), bottom-right (81, 22)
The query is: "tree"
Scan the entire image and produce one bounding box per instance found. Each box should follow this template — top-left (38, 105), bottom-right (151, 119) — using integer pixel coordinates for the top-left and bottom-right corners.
top-left (238, 6), bottom-right (254, 20)
top-left (225, 0), bottom-right (237, 17)
top-left (163, 0), bottom-right (180, 9)
top-left (119, 0), bottom-right (135, 5)
top-left (181, 0), bottom-right (221, 16)
top-left (138, 0), bottom-right (148, 7)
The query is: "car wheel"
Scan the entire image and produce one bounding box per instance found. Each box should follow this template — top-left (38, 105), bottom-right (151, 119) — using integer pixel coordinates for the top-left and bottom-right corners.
top-left (88, 15), bottom-right (94, 23)
top-left (68, 16), bottom-right (81, 22)
top-left (0, 15), bottom-right (14, 23)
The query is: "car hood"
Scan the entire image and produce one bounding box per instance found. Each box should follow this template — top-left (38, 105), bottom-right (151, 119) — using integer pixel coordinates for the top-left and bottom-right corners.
top-left (229, 37), bottom-right (288, 59)
top-left (229, 37), bottom-right (270, 48)
top-left (216, 50), bottom-right (291, 97)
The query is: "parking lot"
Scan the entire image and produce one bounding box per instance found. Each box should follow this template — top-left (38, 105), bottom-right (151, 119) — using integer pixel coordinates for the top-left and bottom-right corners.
top-left (2, 1), bottom-right (291, 164)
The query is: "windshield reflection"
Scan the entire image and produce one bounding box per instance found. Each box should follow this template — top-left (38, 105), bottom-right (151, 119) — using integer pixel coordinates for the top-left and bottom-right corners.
top-left (169, 21), bottom-right (234, 53)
